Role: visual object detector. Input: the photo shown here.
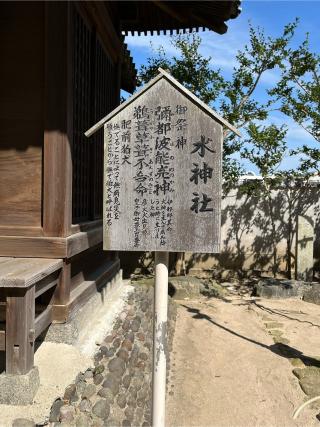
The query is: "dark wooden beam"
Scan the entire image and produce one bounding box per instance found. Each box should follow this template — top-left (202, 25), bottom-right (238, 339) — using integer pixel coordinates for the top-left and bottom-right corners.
top-left (189, 11), bottom-right (227, 35)
top-left (151, 1), bottom-right (186, 23)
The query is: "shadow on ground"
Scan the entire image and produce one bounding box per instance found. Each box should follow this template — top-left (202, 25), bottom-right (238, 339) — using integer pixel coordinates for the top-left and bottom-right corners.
top-left (181, 304), bottom-right (320, 369)
top-left (234, 299), bottom-right (320, 328)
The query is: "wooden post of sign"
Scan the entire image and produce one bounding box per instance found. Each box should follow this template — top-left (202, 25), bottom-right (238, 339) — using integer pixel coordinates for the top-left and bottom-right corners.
top-left (152, 251), bottom-right (169, 427)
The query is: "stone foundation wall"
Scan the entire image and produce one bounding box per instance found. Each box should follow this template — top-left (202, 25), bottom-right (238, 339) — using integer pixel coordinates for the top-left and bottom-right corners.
top-left (47, 283), bottom-right (177, 427)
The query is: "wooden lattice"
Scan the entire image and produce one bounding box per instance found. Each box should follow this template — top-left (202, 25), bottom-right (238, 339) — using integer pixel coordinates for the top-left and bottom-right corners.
top-left (92, 38), bottom-right (117, 219)
top-left (72, 9), bottom-right (117, 223)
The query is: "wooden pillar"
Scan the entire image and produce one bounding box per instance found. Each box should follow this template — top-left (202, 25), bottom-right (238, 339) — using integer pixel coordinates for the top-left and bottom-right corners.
top-left (43, 2), bottom-right (73, 238)
top-left (6, 288), bottom-right (35, 375)
top-left (43, 3), bottom-right (73, 311)
top-left (53, 259), bottom-right (71, 306)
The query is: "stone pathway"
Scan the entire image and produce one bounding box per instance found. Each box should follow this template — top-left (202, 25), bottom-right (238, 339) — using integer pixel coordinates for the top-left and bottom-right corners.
top-left (44, 285), bottom-right (156, 427)
top-left (251, 297), bottom-right (320, 400)
top-left (166, 292), bottom-right (320, 427)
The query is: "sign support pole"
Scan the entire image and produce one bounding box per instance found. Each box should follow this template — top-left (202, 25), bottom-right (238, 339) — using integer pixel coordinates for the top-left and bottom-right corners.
top-left (152, 251), bottom-right (169, 427)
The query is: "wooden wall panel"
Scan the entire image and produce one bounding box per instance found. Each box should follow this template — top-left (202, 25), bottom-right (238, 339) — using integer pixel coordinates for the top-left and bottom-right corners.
top-left (0, 3), bottom-right (44, 228)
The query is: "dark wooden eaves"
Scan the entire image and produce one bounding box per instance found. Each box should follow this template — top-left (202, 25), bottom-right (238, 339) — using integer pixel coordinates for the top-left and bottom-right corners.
top-left (116, 1), bottom-right (241, 36)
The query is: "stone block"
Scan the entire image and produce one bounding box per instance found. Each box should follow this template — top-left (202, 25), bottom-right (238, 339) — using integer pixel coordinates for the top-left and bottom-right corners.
top-left (303, 283), bottom-right (320, 305)
top-left (0, 366), bottom-right (39, 405)
top-left (12, 419), bottom-right (35, 427)
top-left (293, 367), bottom-right (320, 397)
top-left (188, 268), bottom-right (213, 279)
top-left (255, 278), bottom-right (311, 299)
top-left (168, 276), bottom-right (201, 300)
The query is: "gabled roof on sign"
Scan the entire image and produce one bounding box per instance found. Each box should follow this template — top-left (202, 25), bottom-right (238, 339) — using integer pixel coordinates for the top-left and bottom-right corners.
top-left (85, 68), bottom-right (241, 137)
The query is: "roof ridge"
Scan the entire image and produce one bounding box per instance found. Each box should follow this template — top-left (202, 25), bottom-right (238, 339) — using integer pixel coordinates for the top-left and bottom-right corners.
top-left (85, 69), bottom-right (240, 137)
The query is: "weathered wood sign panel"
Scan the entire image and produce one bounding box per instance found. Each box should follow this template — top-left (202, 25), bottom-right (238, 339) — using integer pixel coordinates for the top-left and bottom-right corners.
top-left (86, 69), bottom-right (240, 253)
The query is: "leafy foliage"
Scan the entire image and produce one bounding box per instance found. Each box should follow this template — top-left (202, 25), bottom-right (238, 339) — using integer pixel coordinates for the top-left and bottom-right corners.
top-left (138, 22), bottom-right (298, 184)
top-left (219, 21), bottom-right (297, 135)
top-left (270, 35), bottom-right (320, 142)
top-left (242, 123), bottom-right (288, 180)
top-left (270, 34), bottom-right (320, 176)
top-left (139, 34), bottom-right (225, 105)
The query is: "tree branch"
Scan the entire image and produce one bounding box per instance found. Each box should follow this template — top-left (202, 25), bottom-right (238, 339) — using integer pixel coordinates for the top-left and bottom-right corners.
top-left (236, 67), bottom-right (265, 113)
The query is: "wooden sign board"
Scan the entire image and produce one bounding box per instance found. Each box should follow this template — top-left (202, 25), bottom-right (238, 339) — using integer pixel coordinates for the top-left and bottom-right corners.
top-left (86, 69), bottom-right (240, 253)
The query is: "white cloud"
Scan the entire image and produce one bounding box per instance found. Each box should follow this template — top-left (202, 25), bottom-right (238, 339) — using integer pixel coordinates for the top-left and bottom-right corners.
top-left (260, 69), bottom-right (281, 86)
top-left (195, 28), bottom-right (248, 71)
top-left (125, 24), bottom-right (250, 72)
top-left (125, 34), bottom-right (178, 57)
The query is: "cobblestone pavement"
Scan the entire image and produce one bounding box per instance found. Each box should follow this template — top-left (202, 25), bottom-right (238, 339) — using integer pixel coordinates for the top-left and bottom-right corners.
top-left (13, 281), bottom-right (176, 427)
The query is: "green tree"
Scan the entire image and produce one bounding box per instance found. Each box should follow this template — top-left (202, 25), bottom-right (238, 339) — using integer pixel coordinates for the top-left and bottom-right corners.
top-left (138, 22), bottom-right (298, 186)
top-left (270, 35), bottom-right (320, 175)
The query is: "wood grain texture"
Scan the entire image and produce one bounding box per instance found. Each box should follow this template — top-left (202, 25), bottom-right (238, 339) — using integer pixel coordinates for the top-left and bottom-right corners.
top-left (85, 73), bottom-right (163, 137)
top-left (35, 306), bottom-right (52, 338)
top-left (71, 219), bottom-right (102, 235)
top-left (6, 287), bottom-right (35, 374)
top-left (0, 3), bottom-right (44, 228)
top-left (0, 226), bottom-right (44, 237)
top-left (0, 148), bottom-right (42, 228)
top-left (0, 258), bottom-right (62, 288)
top-left (0, 330), bottom-right (5, 352)
top-left (52, 259), bottom-right (71, 306)
top-left (66, 225), bottom-right (103, 258)
top-left (103, 77), bottom-right (223, 253)
top-left (0, 236), bottom-right (66, 258)
top-left (35, 271), bottom-right (59, 299)
top-left (0, 228), bottom-right (103, 259)
top-left (43, 2), bottom-right (73, 237)
top-left (52, 258), bottom-right (120, 323)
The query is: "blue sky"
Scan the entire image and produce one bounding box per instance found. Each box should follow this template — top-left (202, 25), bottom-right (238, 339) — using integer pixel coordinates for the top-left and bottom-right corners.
top-left (124, 1), bottom-right (320, 174)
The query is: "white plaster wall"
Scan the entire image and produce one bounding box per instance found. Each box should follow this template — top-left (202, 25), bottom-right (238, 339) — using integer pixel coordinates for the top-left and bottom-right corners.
top-left (186, 182), bottom-right (320, 274)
